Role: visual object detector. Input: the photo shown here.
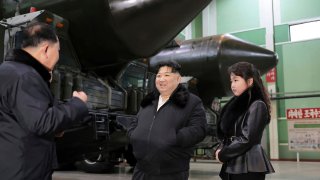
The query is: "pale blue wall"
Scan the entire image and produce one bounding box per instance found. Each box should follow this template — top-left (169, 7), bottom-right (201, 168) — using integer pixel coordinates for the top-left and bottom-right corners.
top-left (280, 0), bottom-right (320, 23)
top-left (215, 0), bottom-right (320, 33)
top-left (216, 0), bottom-right (260, 34)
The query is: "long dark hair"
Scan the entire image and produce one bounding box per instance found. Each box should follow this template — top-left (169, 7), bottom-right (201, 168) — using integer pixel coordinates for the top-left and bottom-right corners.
top-left (228, 62), bottom-right (271, 116)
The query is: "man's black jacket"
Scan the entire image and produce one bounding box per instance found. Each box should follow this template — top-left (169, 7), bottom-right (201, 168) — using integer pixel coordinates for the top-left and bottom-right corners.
top-left (128, 85), bottom-right (206, 175)
top-left (0, 49), bottom-right (88, 180)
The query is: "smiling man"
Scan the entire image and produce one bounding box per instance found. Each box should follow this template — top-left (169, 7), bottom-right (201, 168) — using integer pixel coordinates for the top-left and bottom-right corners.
top-left (128, 60), bottom-right (207, 180)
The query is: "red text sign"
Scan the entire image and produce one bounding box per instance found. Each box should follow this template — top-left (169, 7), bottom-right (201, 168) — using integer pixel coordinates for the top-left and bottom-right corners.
top-left (266, 68), bottom-right (276, 83)
top-left (286, 108), bottom-right (320, 120)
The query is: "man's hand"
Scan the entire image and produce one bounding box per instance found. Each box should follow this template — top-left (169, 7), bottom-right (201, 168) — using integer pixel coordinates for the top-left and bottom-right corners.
top-left (215, 149), bottom-right (222, 163)
top-left (73, 91), bottom-right (88, 103)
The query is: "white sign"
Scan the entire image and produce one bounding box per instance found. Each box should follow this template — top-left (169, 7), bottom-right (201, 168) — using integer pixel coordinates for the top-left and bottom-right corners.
top-left (287, 119), bottom-right (320, 151)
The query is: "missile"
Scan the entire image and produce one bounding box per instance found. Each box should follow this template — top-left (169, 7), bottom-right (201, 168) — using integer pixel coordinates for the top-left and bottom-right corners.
top-left (1, 0), bottom-right (212, 69)
top-left (149, 34), bottom-right (278, 105)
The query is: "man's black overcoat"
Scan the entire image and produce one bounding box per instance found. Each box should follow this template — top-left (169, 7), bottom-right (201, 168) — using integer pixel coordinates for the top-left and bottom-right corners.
top-left (0, 49), bottom-right (88, 180)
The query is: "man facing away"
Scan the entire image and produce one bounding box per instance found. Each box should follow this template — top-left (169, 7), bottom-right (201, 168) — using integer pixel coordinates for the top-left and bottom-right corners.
top-left (0, 22), bottom-right (88, 180)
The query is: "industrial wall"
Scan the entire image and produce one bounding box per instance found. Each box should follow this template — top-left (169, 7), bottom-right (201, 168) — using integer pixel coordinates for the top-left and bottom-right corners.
top-left (186, 0), bottom-right (320, 160)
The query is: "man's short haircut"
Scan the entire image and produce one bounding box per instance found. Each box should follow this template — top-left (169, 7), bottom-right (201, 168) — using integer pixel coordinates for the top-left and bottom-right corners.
top-left (21, 22), bottom-right (58, 48)
top-left (155, 60), bottom-right (181, 74)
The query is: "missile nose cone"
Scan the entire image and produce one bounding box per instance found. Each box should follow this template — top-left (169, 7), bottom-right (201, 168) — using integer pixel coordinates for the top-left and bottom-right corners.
top-left (218, 34), bottom-right (278, 76)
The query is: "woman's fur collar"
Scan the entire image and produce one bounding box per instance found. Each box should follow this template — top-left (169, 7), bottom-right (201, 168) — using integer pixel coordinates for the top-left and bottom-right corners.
top-left (5, 49), bottom-right (51, 86)
top-left (141, 84), bottom-right (189, 108)
top-left (218, 85), bottom-right (263, 136)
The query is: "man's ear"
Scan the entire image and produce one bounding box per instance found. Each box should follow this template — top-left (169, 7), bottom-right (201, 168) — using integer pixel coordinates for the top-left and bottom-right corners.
top-left (39, 42), bottom-right (49, 60)
top-left (177, 74), bottom-right (182, 83)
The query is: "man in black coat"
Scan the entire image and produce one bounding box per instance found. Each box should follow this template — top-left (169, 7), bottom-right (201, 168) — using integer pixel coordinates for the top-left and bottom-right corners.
top-left (128, 60), bottom-right (206, 180)
top-left (0, 22), bottom-right (88, 180)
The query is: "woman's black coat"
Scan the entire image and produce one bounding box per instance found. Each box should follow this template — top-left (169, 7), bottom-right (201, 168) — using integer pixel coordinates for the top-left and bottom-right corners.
top-left (0, 49), bottom-right (88, 180)
top-left (217, 86), bottom-right (274, 176)
top-left (128, 85), bottom-right (206, 177)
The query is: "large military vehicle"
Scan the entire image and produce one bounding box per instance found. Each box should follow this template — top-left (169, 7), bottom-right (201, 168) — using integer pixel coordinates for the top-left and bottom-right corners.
top-left (0, 0), bottom-right (277, 173)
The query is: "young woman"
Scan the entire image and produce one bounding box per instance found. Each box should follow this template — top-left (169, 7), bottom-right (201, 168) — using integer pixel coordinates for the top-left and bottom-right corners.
top-left (215, 62), bottom-right (274, 180)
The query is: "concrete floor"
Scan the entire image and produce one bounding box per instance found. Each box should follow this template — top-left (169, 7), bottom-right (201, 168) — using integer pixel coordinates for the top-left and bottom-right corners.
top-left (53, 160), bottom-right (320, 180)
